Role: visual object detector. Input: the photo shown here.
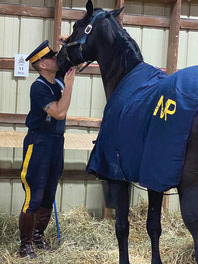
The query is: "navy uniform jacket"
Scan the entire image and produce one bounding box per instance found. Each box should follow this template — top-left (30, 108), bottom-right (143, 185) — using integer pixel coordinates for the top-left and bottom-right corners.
top-left (26, 75), bottom-right (65, 134)
top-left (86, 62), bottom-right (198, 192)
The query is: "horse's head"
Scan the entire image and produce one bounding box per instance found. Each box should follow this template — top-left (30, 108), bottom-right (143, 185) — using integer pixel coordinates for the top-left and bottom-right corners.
top-left (57, 0), bottom-right (124, 74)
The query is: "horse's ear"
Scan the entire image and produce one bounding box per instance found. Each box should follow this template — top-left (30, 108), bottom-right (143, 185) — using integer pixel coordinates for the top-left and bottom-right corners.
top-left (110, 6), bottom-right (124, 18)
top-left (86, 0), bottom-right (93, 17)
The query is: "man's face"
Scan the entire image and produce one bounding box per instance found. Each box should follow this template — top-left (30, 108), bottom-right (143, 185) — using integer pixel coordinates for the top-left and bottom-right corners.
top-left (40, 56), bottom-right (59, 73)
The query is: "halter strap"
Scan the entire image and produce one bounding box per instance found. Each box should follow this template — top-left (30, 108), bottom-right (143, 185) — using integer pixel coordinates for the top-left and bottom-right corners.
top-left (64, 11), bottom-right (104, 49)
top-left (63, 11), bottom-right (105, 70)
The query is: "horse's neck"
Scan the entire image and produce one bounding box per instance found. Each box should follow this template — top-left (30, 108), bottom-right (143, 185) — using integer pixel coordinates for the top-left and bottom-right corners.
top-left (97, 50), bottom-right (142, 101)
top-left (99, 62), bottom-right (126, 100)
top-left (96, 28), bottom-right (143, 101)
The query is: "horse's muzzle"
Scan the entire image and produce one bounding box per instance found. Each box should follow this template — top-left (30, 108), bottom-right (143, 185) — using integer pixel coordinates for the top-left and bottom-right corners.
top-left (57, 47), bottom-right (72, 74)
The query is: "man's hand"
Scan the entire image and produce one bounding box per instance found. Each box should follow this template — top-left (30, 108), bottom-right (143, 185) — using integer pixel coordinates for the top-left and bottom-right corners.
top-left (59, 34), bottom-right (70, 45)
top-left (64, 67), bottom-right (76, 90)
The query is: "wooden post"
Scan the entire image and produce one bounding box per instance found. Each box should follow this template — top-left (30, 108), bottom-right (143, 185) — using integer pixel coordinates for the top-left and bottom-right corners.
top-left (163, 0), bottom-right (181, 210)
top-left (166, 0), bottom-right (181, 75)
top-left (53, 0), bottom-right (63, 51)
top-left (114, 0), bottom-right (125, 26)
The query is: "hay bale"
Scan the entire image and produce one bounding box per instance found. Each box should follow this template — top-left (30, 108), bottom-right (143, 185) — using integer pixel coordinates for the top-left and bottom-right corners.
top-left (0, 203), bottom-right (196, 263)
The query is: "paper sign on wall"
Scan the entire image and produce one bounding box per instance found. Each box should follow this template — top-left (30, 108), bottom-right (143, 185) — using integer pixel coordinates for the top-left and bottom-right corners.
top-left (14, 54), bottom-right (29, 77)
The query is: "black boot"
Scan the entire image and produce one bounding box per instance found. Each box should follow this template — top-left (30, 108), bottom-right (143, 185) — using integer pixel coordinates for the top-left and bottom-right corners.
top-left (32, 207), bottom-right (52, 250)
top-left (19, 212), bottom-right (37, 258)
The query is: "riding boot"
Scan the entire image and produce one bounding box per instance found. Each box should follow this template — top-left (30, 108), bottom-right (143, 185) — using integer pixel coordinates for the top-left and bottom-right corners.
top-left (32, 207), bottom-right (52, 250)
top-left (19, 212), bottom-right (37, 258)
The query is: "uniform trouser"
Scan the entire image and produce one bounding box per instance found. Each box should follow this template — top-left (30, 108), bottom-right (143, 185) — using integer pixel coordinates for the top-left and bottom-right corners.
top-left (20, 130), bottom-right (64, 213)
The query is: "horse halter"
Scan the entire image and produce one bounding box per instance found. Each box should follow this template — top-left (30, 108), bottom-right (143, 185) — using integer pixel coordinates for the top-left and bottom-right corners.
top-left (63, 11), bottom-right (105, 72)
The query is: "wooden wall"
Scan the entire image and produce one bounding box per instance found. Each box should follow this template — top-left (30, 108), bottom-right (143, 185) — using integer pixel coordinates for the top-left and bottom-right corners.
top-left (0, 0), bottom-right (198, 216)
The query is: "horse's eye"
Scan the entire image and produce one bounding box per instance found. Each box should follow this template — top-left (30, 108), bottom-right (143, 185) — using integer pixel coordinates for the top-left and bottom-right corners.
top-left (73, 20), bottom-right (85, 30)
top-left (73, 22), bottom-right (80, 30)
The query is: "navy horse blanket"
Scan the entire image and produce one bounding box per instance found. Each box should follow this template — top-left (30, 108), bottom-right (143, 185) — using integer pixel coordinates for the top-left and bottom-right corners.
top-left (86, 62), bottom-right (198, 192)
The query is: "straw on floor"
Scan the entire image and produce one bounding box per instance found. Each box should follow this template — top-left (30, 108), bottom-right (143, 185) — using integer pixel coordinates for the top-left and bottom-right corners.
top-left (0, 203), bottom-right (196, 264)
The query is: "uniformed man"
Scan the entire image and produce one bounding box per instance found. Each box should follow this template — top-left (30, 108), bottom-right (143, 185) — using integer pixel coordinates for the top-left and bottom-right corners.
top-left (19, 40), bottom-right (75, 258)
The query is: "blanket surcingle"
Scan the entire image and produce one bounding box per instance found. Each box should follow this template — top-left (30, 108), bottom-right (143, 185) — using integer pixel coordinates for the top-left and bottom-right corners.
top-left (86, 62), bottom-right (198, 192)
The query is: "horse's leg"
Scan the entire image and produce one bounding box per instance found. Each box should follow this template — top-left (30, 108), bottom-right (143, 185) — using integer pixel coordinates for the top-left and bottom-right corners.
top-left (108, 181), bottom-right (130, 264)
top-left (178, 113), bottom-right (198, 263)
top-left (147, 189), bottom-right (163, 264)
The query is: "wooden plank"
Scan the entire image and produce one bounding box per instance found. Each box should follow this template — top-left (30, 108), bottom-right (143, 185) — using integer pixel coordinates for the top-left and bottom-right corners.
top-left (124, 14), bottom-right (197, 30)
top-left (0, 113), bottom-right (101, 128)
top-left (80, 63), bottom-right (101, 75)
top-left (0, 58), bottom-right (166, 74)
top-left (0, 57), bottom-right (33, 71)
top-left (0, 58), bottom-right (101, 75)
top-left (66, 116), bottom-right (101, 128)
top-left (53, 0), bottom-right (63, 51)
top-left (0, 58), bottom-right (14, 70)
top-left (181, 19), bottom-right (198, 30)
top-left (62, 8), bottom-right (85, 21)
top-left (0, 3), bottom-right (85, 20)
top-left (0, 131), bottom-right (97, 150)
top-left (0, 3), bottom-right (54, 18)
top-left (123, 14), bottom-right (169, 28)
top-left (0, 113), bottom-right (26, 124)
top-left (0, 168), bottom-right (96, 181)
top-left (159, 0), bottom-right (176, 2)
top-left (166, 0), bottom-right (181, 75)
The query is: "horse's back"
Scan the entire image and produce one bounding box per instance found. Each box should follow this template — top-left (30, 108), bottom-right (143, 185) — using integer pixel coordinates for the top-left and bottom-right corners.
top-left (164, 65), bottom-right (198, 102)
top-left (87, 63), bottom-right (198, 192)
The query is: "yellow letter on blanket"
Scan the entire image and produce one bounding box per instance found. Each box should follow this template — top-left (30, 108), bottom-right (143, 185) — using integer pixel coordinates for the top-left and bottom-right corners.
top-left (153, 95), bottom-right (176, 121)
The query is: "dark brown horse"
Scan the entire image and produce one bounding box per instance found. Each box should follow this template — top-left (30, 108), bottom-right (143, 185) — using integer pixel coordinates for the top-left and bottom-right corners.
top-left (57, 1), bottom-right (198, 263)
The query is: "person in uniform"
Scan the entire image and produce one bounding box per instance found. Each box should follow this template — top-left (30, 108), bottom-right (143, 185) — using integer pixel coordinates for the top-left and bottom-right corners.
top-left (19, 40), bottom-right (75, 258)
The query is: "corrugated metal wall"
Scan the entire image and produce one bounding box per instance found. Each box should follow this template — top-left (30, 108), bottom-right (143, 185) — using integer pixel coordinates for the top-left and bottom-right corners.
top-left (0, 0), bottom-right (198, 216)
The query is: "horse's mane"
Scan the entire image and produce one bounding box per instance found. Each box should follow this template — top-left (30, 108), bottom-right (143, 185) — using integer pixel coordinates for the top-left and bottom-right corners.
top-left (113, 28), bottom-right (144, 73)
top-left (94, 9), bottom-right (144, 76)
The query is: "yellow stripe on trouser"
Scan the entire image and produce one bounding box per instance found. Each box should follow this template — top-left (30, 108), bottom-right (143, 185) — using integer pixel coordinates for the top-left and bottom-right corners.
top-left (21, 144), bottom-right (33, 213)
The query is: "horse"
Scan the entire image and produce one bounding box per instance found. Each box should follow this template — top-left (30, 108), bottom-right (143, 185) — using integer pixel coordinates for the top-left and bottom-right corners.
top-left (57, 1), bottom-right (198, 263)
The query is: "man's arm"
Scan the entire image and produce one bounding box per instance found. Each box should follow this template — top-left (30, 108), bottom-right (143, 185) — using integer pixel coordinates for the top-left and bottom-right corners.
top-left (45, 68), bottom-right (75, 120)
